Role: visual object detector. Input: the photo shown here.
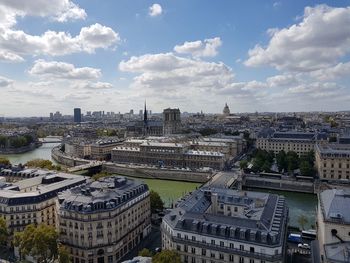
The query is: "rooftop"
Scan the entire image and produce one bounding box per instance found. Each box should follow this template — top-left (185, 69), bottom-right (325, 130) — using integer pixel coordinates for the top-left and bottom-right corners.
top-left (58, 176), bottom-right (148, 214)
top-left (320, 189), bottom-right (350, 224)
top-left (163, 187), bottom-right (287, 246)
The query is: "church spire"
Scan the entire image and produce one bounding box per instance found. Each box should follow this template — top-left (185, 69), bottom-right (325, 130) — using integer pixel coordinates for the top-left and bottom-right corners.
top-left (144, 100), bottom-right (148, 123)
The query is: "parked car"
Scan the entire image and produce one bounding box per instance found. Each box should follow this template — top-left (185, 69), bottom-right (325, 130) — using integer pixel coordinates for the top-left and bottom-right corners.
top-left (298, 243), bottom-right (310, 250)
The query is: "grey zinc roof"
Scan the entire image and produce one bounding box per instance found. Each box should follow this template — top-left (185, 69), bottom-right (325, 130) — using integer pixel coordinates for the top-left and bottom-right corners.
top-left (320, 189), bottom-right (350, 224)
top-left (324, 242), bottom-right (350, 262)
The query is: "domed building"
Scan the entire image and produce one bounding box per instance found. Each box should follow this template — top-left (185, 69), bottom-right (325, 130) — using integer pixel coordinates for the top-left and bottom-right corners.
top-left (223, 103), bottom-right (230, 116)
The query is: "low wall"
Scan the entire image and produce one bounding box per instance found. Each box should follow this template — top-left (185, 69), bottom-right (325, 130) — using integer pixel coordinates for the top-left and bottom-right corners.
top-left (243, 175), bottom-right (315, 193)
top-left (51, 147), bottom-right (90, 167)
top-left (103, 163), bottom-right (212, 183)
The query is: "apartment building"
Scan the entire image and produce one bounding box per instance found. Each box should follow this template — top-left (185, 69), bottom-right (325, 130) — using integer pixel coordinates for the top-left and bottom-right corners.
top-left (0, 168), bottom-right (86, 233)
top-left (57, 176), bottom-right (151, 263)
top-left (162, 187), bottom-right (288, 263)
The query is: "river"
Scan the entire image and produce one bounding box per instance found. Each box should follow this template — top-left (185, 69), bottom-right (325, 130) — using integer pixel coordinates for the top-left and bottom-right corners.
top-left (0, 141), bottom-right (317, 229)
top-left (0, 137), bottom-right (60, 164)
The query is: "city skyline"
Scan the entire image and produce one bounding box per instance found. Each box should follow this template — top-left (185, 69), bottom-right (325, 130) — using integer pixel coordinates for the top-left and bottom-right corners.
top-left (1, 0), bottom-right (350, 116)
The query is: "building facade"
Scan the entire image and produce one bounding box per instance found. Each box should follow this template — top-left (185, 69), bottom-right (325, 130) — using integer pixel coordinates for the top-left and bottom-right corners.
top-left (57, 176), bottom-right (151, 263)
top-left (256, 131), bottom-right (327, 156)
top-left (315, 144), bottom-right (350, 181)
top-left (0, 168), bottom-right (86, 233)
top-left (74, 108), bottom-right (82, 123)
top-left (315, 189), bottom-right (350, 262)
top-left (162, 187), bottom-right (288, 263)
top-left (163, 108), bottom-right (182, 135)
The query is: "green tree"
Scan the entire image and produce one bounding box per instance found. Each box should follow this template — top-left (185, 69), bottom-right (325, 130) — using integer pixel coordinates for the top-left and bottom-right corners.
top-left (91, 171), bottom-right (110, 181)
top-left (150, 190), bottom-right (164, 213)
top-left (153, 250), bottom-right (181, 263)
top-left (239, 160), bottom-right (248, 170)
top-left (139, 248), bottom-right (153, 257)
top-left (0, 135), bottom-right (8, 147)
top-left (58, 244), bottom-right (71, 263)
top-left (297, 214), bottom-right (308, 230)
top-left (276, 150), bottom-right (287, 172)
top-left (261, 160), bottom-right (271, 172)
top-left (300, 161), bottom-right (315, 177)
top-left (286, 151), bottom-right (299, 172)
top-left (198, 128), bottom-right (218, 136)
top-left (25, 159), bottom-right (61, 171)
top-left (0, 217), bottom-right (8, 246)
top-left (0, 157), bottom-right (10, 166)
top-left (14, 224), bottom-right (59, 263)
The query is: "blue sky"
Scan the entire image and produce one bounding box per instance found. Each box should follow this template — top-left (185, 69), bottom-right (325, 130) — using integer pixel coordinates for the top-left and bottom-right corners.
top-left (0, 0), bottom-right (350, 116)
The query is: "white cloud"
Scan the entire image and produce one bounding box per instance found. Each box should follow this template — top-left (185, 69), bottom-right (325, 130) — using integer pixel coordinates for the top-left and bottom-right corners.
top-left (119, 53), bottom-right (235, 95)
top-left (0, 50), bottom-right (24, 62)
top-left (149, 3), bottom-right (162, 17)
top-left (29, 59), bottom-right (102, 80)
top-left (245, 5), bottom-right (350, 72)
top-left (310, 62), bottom-right (350, 80)
top-left (0, 23), bottom-right (120, 60)
top-left (174, 37), bottom-right (222, 58)
top-left (0, 0), bottom-right (86, 24)
top-left (74, 81), bottom-right (114, 90)
top-left (266, 74), bottom-right (299, 87)
top-left (0, 75), bottom-right (13, 87)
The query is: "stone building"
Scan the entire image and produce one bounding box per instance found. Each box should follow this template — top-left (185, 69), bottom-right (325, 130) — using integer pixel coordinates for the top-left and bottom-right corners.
top-left (0, 168), bottom-right (86, 233)
top-left (256, 131), bottom-right (327, 156)
top-left (57, 176), bottom-right (151, 263)
top-left (162, 187), bottom-right (288, 263)
top-left (223, 103), bottom-right (230, 116)
top-left (314, 189), bottom-right (350, 262)
top-left (163, 108), bottom-right (182, 135)
top-left (315, 143), bottom-right (350, 181)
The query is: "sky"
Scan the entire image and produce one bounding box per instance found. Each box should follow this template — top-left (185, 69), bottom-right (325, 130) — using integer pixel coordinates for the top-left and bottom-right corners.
top-left (0, 0), bottom-right (350, 117)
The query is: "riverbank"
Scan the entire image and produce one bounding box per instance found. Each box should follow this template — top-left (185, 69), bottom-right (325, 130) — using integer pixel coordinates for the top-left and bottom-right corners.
top-left (0, 140), bottom-right (60, 164)
top-left (0, 142), bottom-right (42, 154)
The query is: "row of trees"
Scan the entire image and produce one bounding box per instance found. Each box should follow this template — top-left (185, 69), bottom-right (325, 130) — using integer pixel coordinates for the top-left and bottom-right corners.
top-left (139, 248), bottom-right (181, 263)
top-left (25, 159), bottom-right (62, 171)
top-left (242, 149), bottom-right (316, 177)
top-left (0, 135), bottom-right (34, 149)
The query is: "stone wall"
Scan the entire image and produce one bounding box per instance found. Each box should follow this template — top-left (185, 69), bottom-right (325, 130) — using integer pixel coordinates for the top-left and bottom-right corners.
top-left (244, 175), bottom-right (315, 193)
top-left (51, 147), bottom-right (89, 167)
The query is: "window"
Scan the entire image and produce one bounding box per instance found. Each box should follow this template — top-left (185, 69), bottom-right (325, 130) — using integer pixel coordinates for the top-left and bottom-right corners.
top-left (220, 241), bottom-right (224, 247)
top-left (230, 243), bottom-right (234, 248)
top-left (239, 257), bottom-right (244, 263)
top-left (249, 260), bottom-right (254, 263)
top-left (191, 247), bottom-right (196, 253)
top-left (210, 253), bottom-right (215, 258)
top-left (239, 245), bottom-right (244, 251)
top-left (229, 255), bottom-right (234, 262)
top-left (250, 247), bottom-right (254, 253)
top-left (202, 249), bottom-right (206, 256)
top-left (219, 254), bottom-right (224, 260)
top-left (192, 236), bottom-right (196, 241)
top-left (211, 239), bottom-right (215, 245)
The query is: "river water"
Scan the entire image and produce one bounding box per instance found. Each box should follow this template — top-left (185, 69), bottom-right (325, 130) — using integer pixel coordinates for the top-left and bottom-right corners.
top-left (0, 140), bottom-right (317, 229)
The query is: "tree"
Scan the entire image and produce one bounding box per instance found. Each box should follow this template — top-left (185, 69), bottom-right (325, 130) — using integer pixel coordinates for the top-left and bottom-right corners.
top-left (25, 159), bottom-right (61, 171)
top-left (261, 160), bottom-right (271, 172)
top-left (0, 217), bottom-right (8, 246)
top-left (91, 171), bottom-right (110, 181)
top-left (300, 161), bottom-right (315, 177)
top-left (276, 150), bottom-right (287, 172)
top-left (150, 190), bottom-right (164, 213)
top-left (286, 151), bottom-right (299, 172)
top-left (139, 248), bottom-right (153, 257)
top-left (58, 244), bottom-right (71, 263)
top-left (297, 214), bottom-right (308, 230)
top-left (239, 160), bottom-right (248, 170)
top-left (14, 224), bottom-right (59, 263)
top-left (0, 157), bottom-right (10, 166)
top-left (153, 250), bottom-right (181, 263)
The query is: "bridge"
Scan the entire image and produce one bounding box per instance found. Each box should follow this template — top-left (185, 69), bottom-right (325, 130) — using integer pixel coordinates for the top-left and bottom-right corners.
top-left (68, 161), bottom-right (104, 173)
top-left (205, 170), bottom-right (241, 189)
top-left (39, 137), bottom-right (63, 143)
